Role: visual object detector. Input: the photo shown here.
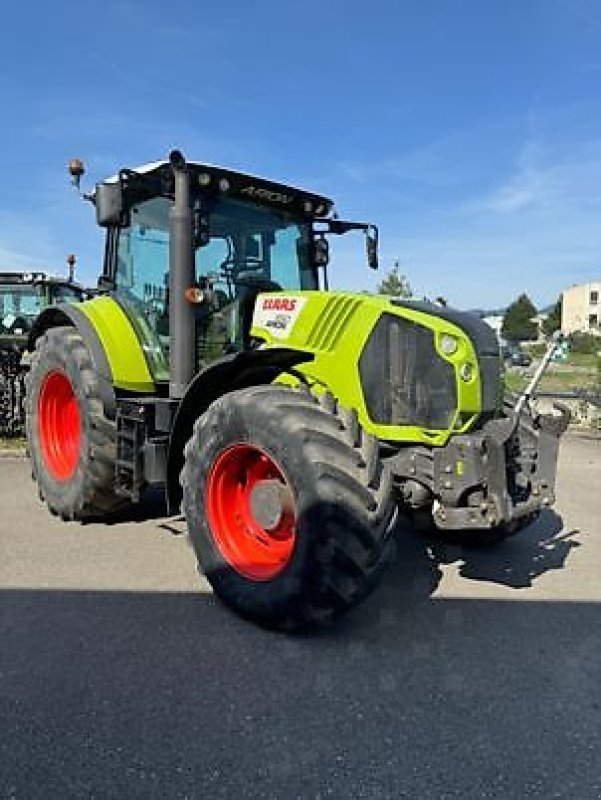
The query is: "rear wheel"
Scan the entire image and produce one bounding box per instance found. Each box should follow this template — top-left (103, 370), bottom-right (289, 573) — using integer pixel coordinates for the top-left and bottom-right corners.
top-left (26, 326), bottom-right (125, 520)
top-left (181, 386), bottom-right (396, 630)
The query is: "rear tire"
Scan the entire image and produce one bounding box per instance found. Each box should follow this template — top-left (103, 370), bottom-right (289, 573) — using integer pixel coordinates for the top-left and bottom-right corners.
top-left (181, 386), bottom-right (396, 630)
top-left (26, 326), bottom-right (124, 520)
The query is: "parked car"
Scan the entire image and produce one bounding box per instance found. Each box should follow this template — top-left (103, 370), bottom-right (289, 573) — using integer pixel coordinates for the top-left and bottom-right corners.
top-left (502, 345), bottom-right (532, 367)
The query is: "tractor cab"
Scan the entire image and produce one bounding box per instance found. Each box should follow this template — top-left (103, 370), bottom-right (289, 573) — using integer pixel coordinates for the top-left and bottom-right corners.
top-left (91, 153), bottom-right (378, 391)
top-left (0, 272), bottom-right (86, 350)
top-left (0, 270), bottom-right (88, 437)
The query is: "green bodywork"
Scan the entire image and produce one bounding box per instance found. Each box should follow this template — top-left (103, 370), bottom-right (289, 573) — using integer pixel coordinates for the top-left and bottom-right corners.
top-left (77, 295), bottom-right (156, 393)
top-left (251, 292), bottom-right (484, 447)
top-left (76, 290), bottom-right (488, 448)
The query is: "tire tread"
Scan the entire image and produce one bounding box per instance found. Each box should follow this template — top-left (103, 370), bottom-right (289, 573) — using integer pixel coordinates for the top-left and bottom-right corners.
top-left (180, 385), bottom-right (396, 629)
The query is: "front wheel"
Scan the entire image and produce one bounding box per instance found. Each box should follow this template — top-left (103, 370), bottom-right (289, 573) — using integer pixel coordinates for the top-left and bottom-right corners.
top-left (181, 386), bottom-right (396, 630)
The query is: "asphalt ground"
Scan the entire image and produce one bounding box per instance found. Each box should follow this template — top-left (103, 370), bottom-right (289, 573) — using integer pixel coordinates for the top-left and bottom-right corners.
top-left (0, 432), bottom-right (600, 799)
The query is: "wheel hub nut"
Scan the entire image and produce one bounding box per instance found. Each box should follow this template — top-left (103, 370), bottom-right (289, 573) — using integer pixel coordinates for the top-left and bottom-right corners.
top-left (250, 479), bottom-right (294, 531)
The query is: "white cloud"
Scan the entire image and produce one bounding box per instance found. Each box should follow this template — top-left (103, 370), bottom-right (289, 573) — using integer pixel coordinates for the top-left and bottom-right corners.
top-left (480, 134), bottom-right (601, 214)
top-left (485, 172), bottom-right (544, 212)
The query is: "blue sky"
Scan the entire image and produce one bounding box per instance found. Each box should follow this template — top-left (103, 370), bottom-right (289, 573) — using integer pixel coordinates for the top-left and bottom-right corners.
top-left (1, 0), bottom-right (600, 308)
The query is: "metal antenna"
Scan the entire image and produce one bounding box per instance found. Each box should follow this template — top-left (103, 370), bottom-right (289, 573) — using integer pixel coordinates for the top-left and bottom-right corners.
top-left (67, 254), bottom-right (76, 282)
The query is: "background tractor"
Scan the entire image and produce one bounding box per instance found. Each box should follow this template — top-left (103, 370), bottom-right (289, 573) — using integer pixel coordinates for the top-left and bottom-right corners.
top-left (0, 267), bottom-right (87, 436)
top-left (25, 151), bottom-right (569, 629)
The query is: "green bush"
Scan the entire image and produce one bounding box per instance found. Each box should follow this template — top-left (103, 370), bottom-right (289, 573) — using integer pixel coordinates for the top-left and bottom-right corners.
top-left (524, 343), bottom-right (546, 358)
top-left (568, 332), bottom-right (601, 355)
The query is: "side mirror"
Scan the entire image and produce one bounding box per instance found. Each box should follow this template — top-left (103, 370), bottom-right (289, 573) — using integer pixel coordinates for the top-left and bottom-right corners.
top-left (366, 225), bottom-right (379, 270)
top-left (95, 182), bottom-right (128, 227)
top-left (313, 235), bottom-right (330, 268)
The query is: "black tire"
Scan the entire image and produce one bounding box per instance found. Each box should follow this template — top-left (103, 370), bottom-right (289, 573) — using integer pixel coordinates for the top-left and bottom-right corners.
top-left (180, 386), bottom-right (396, 630)
top-left (25, 325), bottom-right (124, 520)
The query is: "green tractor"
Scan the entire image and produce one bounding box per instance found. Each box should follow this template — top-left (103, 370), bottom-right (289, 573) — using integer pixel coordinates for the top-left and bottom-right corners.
top-left (1, 268), bottom-right (87, 437)
top-left (25, 151), bottom-right (568, 629)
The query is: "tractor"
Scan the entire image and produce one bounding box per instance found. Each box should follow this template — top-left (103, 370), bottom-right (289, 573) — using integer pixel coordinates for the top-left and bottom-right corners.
top-left (0, 268), bottom-right (87, 436)
top-left (25, 151), bottom-right (569, 629)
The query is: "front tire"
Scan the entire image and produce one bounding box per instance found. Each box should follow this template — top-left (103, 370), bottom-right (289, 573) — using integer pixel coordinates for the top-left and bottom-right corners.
top-left (181, 386), bottom-right (396, 630)
top-left (26, 326), bottom-right (124, 520)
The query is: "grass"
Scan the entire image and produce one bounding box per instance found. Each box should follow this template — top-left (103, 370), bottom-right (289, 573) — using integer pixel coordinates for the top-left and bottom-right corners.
top-left (0, 436), bottom-right (26, 450)
top-left (504, 372), bottom-right (528, 393)
top-left (523, 343), bottom-right (546, 358)
top-left (504, 366), bottom-right (600, 395)
top-left (567, 352), bottom-right (600, 369)
top-left (539, 371), bottom-right (599, 392)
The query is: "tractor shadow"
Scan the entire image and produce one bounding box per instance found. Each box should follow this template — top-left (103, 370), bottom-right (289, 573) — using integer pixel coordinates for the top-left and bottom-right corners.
top-left (373, 508), bottom-right (580, 608)
top-left (91, 487), bottom-right (190, 535)
top-left (92, 487), bottom-right (170, 526)
top-left (87, 479), bottom-right (582, 618)
top-left (98, 492), bottom-right (581, 594)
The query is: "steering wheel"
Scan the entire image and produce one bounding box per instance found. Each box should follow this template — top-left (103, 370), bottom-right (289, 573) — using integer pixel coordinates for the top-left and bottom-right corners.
top-left (8, 316), bottom-right (29, 334)
top-left (219, 257), bottom-right (264, 276)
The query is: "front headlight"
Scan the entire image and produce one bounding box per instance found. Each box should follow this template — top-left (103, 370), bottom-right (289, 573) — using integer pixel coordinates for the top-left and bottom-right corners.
top-left (440, 334), bottom-right (458, 356)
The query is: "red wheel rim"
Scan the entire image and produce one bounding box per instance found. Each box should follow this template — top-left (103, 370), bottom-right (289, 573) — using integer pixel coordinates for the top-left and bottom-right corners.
top-left (206, 444), bottom-right (297, 581)
top-left (37, 370), bottom-right (81, 481)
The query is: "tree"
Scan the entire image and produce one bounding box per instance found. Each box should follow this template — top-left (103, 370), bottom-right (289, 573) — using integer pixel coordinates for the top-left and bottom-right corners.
top-left (542, 297), bottom-right (562, 337)
top-left (501, 293), bottom-right (538, 342)
top-left (377, 260), bottom-right (412, 298)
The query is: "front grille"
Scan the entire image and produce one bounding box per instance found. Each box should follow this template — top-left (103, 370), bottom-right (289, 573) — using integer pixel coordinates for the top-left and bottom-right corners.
top-left (359, 313), bottom-right (456, 429)
top-left (392, 300), bottom-right (501, 414)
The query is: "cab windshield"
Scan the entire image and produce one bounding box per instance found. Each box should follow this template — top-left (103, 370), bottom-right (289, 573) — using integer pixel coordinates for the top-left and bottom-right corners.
top-left (115, 196), bottom-right (315, 376)
top-left (0, 285), bottom-right (42, 334)
top-left (50, 284), bottom-right (85, 304)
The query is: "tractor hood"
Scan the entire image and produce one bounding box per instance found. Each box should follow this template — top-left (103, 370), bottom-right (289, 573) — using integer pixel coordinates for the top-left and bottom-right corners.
top-left (251, 291), bottom-right (502, 446)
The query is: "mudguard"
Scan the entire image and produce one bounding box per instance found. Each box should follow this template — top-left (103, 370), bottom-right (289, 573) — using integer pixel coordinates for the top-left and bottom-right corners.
top-left (27, 303), bottom-right (118, 417)
top-left (28, 296), bottom-right (156, 415)
top-left (166, 347), bottom-right (314, 513)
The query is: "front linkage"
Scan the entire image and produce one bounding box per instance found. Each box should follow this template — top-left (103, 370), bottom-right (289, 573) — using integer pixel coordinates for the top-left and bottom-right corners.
top-left (390, 336), bottom-right (570, 533)
top-left (429, 402), bottom-right (569, 530)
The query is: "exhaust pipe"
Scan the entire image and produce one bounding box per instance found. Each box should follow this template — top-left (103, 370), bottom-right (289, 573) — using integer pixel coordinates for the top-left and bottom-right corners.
top-left (168, 150), bottom-right (195, 399)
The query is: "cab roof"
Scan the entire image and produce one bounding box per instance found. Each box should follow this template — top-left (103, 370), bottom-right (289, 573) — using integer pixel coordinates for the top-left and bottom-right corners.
top-left (101, 160), bottom-right (334, 219)
top-left (0, 272), bottom-right (84, 289)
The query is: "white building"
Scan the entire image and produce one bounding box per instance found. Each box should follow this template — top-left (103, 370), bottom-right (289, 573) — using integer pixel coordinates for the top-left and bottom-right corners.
top-left (562, 281), bottom-right (601, 335)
